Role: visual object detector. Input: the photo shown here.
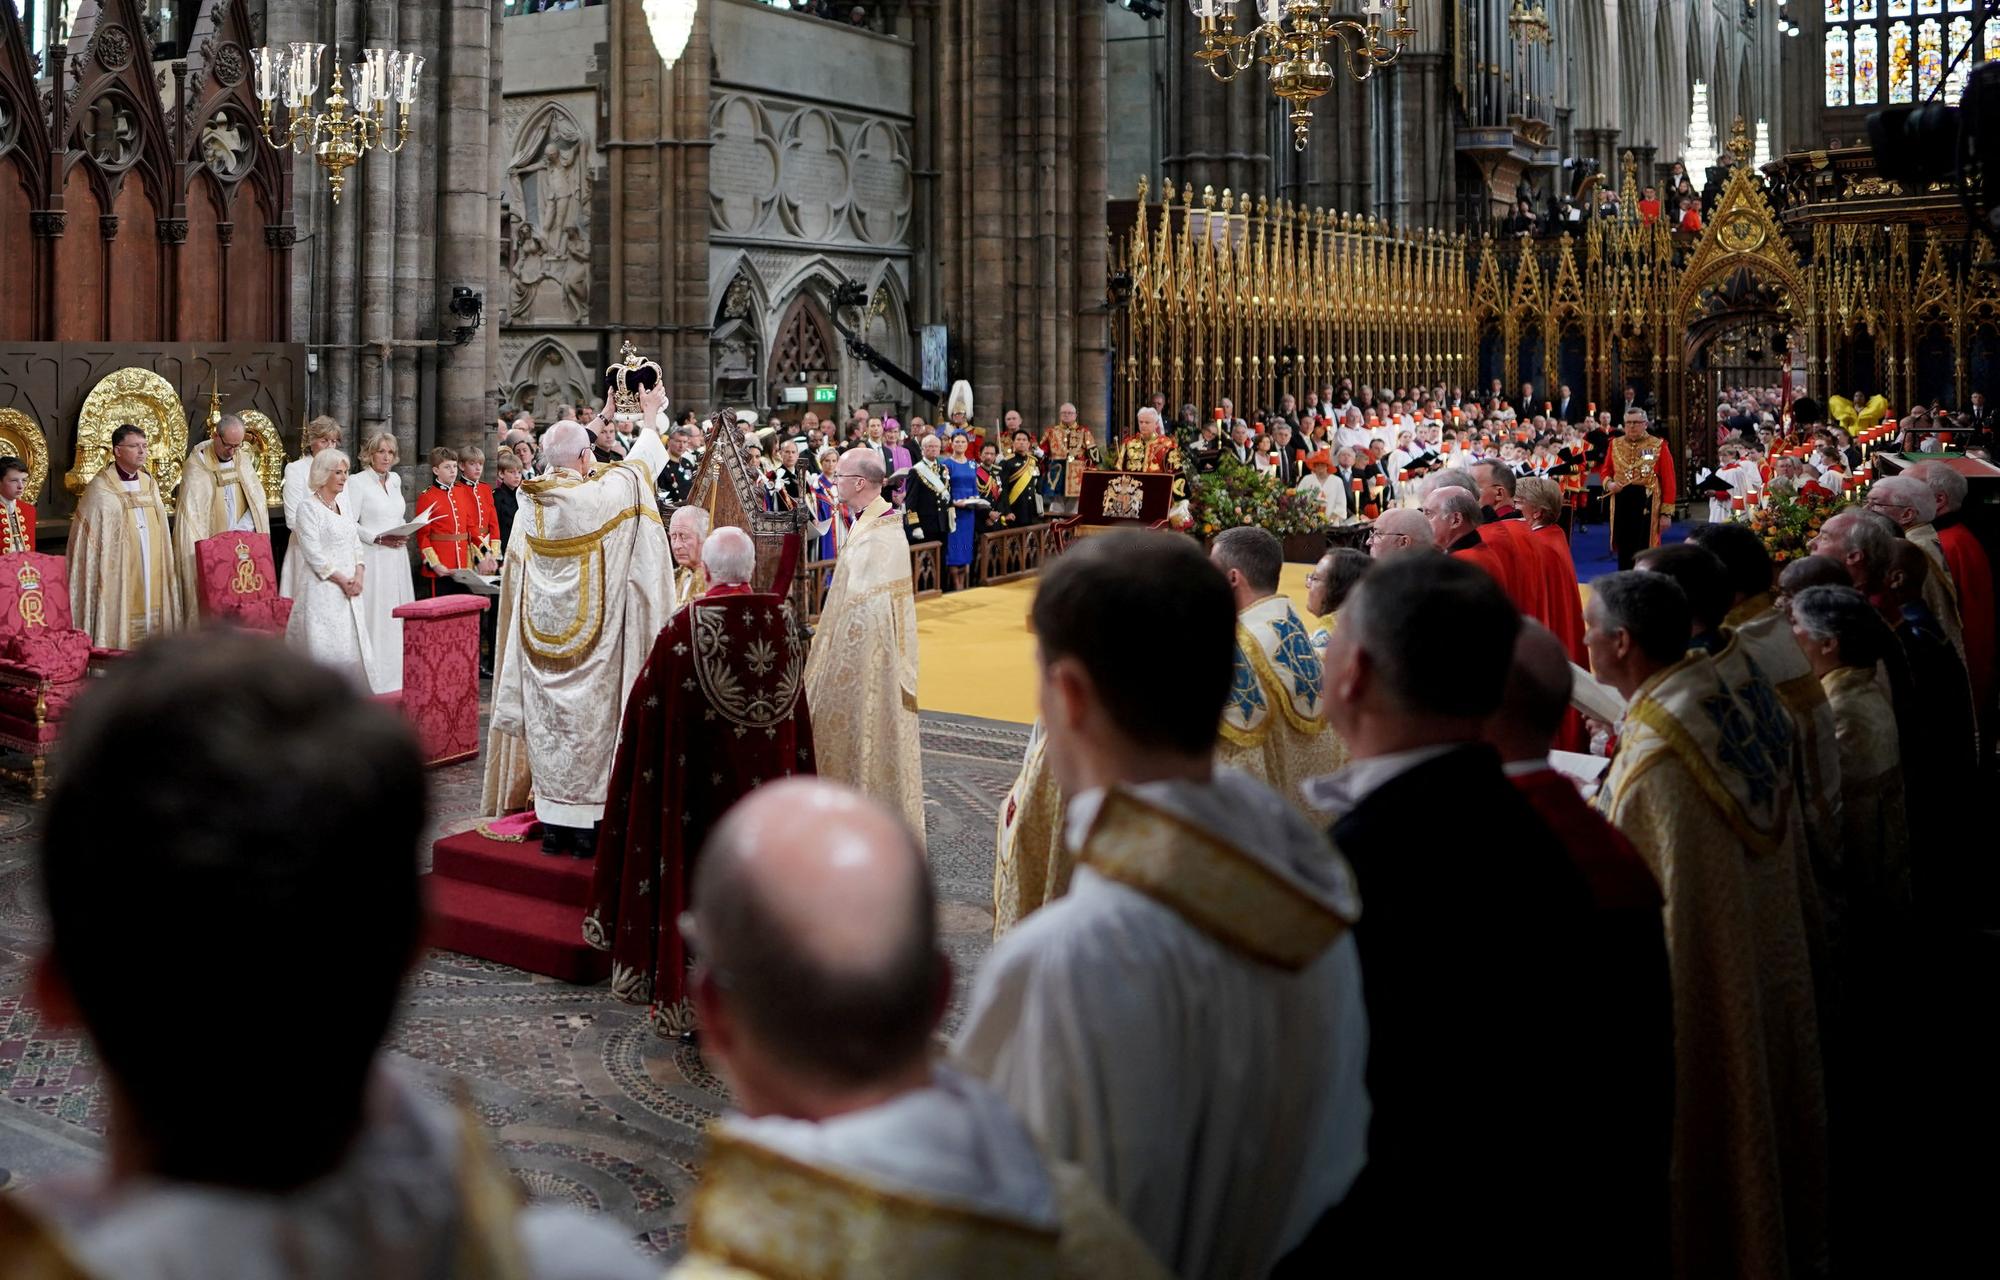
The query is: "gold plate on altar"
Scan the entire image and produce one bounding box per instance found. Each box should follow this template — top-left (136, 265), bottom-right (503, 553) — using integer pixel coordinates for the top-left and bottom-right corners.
top-left (66, 368), bottom-right (190, 513)
top-left (0, 409), bottom-right (50, 502)
top-left (239, 410), bottom-right (287, 508)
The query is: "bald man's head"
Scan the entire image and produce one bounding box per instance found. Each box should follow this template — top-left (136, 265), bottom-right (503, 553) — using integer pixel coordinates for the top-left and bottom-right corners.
top-left (1371, 508), bottom-right (1431, 558)
top-left (691, 779), bottom-right (942, 1098)
top-left (1882, 537), bottom-right (1934, 610)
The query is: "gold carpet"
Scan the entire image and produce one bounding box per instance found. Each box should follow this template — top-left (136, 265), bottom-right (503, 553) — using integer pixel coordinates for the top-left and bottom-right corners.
top-left (914, 563), bottom-right (1319, 726)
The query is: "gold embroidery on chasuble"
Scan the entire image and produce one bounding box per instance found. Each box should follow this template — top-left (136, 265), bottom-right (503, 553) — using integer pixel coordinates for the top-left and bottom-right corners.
top-left (1078, 789), bottom-right (1356, 971)
top-left (517, 504), bottom-right (662, 669)
top-left (685, 1130), bottom-right (1061, 1280)
top-left (1609, 657), bottom-right (1791, 858)
top-left (691, 600), bottom-right (807, 732)
top-left (1219, 600), bottom-right (1328, 747)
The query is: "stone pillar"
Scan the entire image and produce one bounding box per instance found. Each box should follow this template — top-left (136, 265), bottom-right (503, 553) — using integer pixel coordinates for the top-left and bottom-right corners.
top-left (927, 0), bottom-right (1108, 434)
top-left (1576, 127), bottom-right (1621, 183)
top-left (1161, 7), bottom-right (1270, 201)
top-left (607, 0), bottom-right (711, 406)
top-left (435, 0), bottom-right (504, 451)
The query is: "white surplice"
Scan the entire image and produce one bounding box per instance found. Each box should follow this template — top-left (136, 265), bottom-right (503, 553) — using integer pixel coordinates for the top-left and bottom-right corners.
top-left (347, 468), bottom-right (414, 695)
top-left (284, 493), bottom-right (373, 689)
top-left (954, 770), bottom-right (1370, 1279)
top-left (670, 1067), bottom-right (1167, 1279)
top-left (8, 1072), bottom-right (657, 1280)
top-left (492, 429), bottom-right (673, 828)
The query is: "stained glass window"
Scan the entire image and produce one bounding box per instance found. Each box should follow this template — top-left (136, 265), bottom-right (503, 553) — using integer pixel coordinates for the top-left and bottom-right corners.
top-left (1946, 15), bottom-right (1973, 102)
top-left (1890, 21), bottom-right (1915, 102)
top-left (1856, 25), bottom-right (1882, 104)
top-left (1856, 0), bottom-right (1879, 16)
top-left (1918, 18), bottom-right (1944, 98)
top-left (1917, 0), bottom-right (1942, 14)
top-left (1828, 0), bottom-right (1849, 16)
top-left (1987, 18), bottom-right (2000, 62)
top-left (1888, 0), bottom-right (1913, 16)
top-left (1827, 30), bottom-right (1852, 106)
top-left (1947, 0), bottom-right (1972, 11)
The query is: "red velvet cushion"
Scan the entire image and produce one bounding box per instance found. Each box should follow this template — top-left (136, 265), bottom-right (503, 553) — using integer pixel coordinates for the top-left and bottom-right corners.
top-left (5, 627), bottom-right (92, 683)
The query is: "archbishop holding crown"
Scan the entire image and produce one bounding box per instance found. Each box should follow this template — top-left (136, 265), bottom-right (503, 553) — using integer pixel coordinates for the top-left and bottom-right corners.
top-left (492, 382), bottom-right (678, 859)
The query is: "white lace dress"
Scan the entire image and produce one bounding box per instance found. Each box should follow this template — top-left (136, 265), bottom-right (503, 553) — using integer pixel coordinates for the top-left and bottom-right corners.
top-left (285, 492), bottom-right (373, 688)
top-left (349, 468), bottom-right (414, 694)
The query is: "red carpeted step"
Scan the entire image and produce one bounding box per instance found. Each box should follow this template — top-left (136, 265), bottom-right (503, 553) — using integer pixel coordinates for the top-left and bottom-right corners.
top-left (423, 876), bottom-right (610, 985)
top-left (430, 828), bottom-right (596, 907)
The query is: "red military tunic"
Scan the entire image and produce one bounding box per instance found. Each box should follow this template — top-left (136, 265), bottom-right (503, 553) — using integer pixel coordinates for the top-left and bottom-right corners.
top-left (0, 499), bottom-right (35, 556)
top-left (461, 480), bottom-right (502, 563)
top-left (415, 482), bottom-right (470, 586)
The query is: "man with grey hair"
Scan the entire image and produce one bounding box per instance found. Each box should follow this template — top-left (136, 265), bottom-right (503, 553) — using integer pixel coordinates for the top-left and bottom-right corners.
top-left (1116, 405), bottom-right (1176, 472)
top-left (1866, 472), bottom-right (1966, 663)
top-left (699, 525), bottom-right (757, 592)
top-left (1812, 507), bottom-right (1899, 597)
top-left (1367, 508), bottom-right (1431, 559)
top-left (1208, 527), bottom-right (1347, 816)
top-left (1913, 459), bottom-right (1995, 734)
top-left (804, 442), bottom-right (923, 843)
top-left (663, 779), bottom-right (1164, 1276)
top-left (495, 387), bottom-right (677, 859)
top-left (667, 504), bottom-right (713, 605)
top-left (1302, 554), bottom-right (1636, 1274)
top-left (1599, 407), bottom-right (1677, 569)
top-left (175, 409), bottom-right (271, 599)
top-left (1423, 481), bottom-right (1534, 610)
top-left (1586, 570), bottom-right (1827, 1280)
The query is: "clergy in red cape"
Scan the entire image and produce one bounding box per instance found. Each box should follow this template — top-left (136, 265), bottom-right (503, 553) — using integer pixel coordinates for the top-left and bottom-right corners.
top-left (1517, 477), bottom-right (1591, 749)
top-left (1914, 460), bottom-right (1996, 741)
top-left (1424, 484), bottom-right (1535, 610)
top-left (585, 528), bottom-right (815, 1036)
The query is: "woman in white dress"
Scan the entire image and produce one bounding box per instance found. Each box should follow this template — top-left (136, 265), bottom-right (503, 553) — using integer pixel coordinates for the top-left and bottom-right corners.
top-left (285, 450), bottom-right (373, 688)
top-left (350, 432), bottom-right (415, 694)
top-left (279, 416), bottom-right (345, 597)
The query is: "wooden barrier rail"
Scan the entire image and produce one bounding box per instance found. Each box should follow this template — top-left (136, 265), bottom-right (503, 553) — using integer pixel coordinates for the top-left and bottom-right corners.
top-left (974, 523), bottom-right (1056, 585)
top-left (799, 540), bottom-right (945, 624)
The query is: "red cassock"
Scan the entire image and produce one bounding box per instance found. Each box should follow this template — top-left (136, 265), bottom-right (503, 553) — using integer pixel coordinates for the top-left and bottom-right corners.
top-left (586, 591), bottom-right (817, 1031)
top-left (1527, 521), bottom-right (1591, 750)
top-left (1477, 516), bottom-right (1546, 621)
top-left (1937, 522), bottom-right (1996, 729)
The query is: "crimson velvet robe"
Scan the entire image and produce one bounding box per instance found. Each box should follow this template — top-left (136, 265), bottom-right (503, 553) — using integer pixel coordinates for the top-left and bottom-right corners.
top-left (586, 591), bottom-right (816, 1030)
top-left (1528, 521), bottom-right (1591, 750)
top-left (1935, 518), bottom-right (1995, 735)
top-left (1448, 528), bottom-right (1533, 614)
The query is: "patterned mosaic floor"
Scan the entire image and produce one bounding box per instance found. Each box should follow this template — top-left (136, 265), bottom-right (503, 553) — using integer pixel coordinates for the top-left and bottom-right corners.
top-left (0, 710), bottom-right (1027, 1261)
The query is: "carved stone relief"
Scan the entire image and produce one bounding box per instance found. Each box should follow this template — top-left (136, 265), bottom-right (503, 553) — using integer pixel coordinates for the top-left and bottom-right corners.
top-left (505, 336), bottom-right (595, 416)
top-left (506, 101), bottom-right (592, 325)
top-left (708, 90), bottom-right (912, 250)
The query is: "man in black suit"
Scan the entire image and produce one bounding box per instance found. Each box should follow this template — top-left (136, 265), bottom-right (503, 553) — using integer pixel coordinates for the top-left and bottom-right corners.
top-left (1554, 383), bottom-right (1584, 424)
top-left (1265, 421), bottom-right (1307, 485)
top-left (1967, 390), bottom-right (1993, 452)
top-left (1620, 383), bottom-right (1647, 417)
top-left (1290, 554), bottom-right (1648, 1278)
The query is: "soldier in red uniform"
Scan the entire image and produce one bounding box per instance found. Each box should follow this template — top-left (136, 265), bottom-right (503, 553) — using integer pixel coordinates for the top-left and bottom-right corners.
top-left (415, 447), bottom-right (471, 596)
top-left (457, 445), bottom-right (504, 672)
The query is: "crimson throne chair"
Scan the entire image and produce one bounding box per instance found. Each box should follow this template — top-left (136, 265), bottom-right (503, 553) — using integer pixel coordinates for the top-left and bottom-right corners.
top-left (0, 553), bottom-right (122, 799)
top-left (193, 531), bottom-right (293, 634)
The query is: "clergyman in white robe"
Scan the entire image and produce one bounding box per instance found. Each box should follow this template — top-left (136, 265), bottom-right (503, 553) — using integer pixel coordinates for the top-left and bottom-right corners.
top-left (954, 771), bottom-right (1370, 1279)
top-left (668, 1067), bottom-right (1166, 1278)
top-left (174, 436), bottom-right (270, 604)
top-left (491, 418), bottom-right (674, 831)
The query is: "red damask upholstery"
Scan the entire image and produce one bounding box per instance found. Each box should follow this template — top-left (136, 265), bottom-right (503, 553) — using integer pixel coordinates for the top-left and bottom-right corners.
top-left (0, 551), bottom-right (118, 798)
top-left (194, 532), bottom-right (294, 634)
top-left (393, 595), bottom-right (487, 767)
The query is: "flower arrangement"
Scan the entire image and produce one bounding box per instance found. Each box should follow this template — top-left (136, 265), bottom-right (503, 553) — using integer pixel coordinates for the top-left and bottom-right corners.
top-left (1191, 457), bottom-right (1333, 537)
top-left (1739, 486), bottom-right (1847, 564)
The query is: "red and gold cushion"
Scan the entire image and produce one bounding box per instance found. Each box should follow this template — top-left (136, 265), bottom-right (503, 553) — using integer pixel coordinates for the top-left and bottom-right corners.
top-left (3, 626), bottom-right (91, 683)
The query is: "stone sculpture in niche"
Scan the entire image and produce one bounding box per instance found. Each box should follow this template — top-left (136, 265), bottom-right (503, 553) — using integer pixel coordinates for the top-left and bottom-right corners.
top-left (506, 103), bottom-right (592, 325)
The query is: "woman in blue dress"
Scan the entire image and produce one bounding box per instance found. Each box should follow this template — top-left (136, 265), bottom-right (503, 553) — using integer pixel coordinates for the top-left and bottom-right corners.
top-left (941, 429), bottom-right (981, 590)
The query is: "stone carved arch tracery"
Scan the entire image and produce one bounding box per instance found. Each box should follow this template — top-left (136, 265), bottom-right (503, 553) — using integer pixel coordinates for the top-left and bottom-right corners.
top-left (766, 292), bottom-right (838, 392)
top-left (506, 336), bottom-right (594, 418)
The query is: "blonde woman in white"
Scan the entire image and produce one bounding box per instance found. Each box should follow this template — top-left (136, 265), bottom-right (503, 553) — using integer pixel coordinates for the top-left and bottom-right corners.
top-left (286, 449), bottom-right (373, 688)
top-left (280, 416), bottom-right (345, 598)
top-left (349, 432), bottom-right (414, 694)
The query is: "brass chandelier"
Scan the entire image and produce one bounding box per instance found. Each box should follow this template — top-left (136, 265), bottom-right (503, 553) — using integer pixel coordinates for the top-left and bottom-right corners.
top-left (249, 42), bottom-right (425, 205)
top-left (1507, 0), bottom-right (1552, 47)
top-left (1187, 1), bottom-right (1415, 151)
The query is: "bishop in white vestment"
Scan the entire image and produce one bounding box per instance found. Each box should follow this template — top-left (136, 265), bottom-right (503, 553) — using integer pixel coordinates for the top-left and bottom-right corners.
top-left (174, 416), bottom-right (270, 602)
top-left (491, 404), bottom-right (674, 844)
top-left (67, 426), bottom-right (181, 648)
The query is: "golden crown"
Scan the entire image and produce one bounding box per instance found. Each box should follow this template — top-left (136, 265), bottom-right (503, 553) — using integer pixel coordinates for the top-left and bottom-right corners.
top-left (605, 340), bottom-right (663, 419)
top-left (16, 562), bottom-right (41, 590)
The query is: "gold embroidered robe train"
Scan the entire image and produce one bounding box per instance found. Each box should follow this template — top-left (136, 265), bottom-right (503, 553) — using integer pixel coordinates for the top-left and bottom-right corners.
top-left (1821, 665), bottom-right (1911, 939)
top-left (803, 494), bottom-right (924, 845)
top-left (173, 439), bottom-right (270, 601)
top-left (66, 466), bottom-right (181, 649)
top-left (1215, 594), bottom-right (1347, 819)
top-left (992, 720), bottom-right (1069, 938)
top-left (1596, 653), bottom-right (1828, 1280)
top-left (491, 430), bottom-right (674, 827)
